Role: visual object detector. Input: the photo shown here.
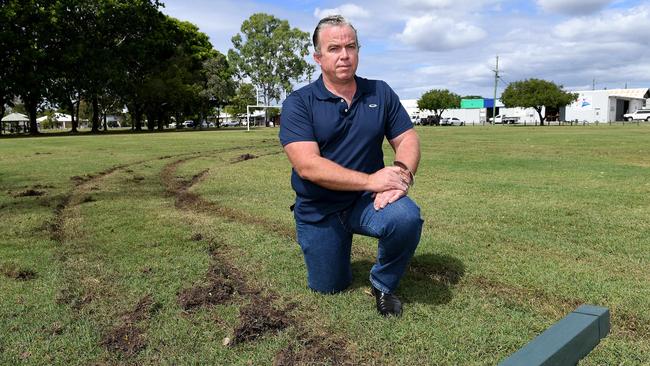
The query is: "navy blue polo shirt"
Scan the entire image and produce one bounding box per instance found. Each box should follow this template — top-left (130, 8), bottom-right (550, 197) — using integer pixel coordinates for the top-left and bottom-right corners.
top-left (279, 75), bottom-right (412, 223)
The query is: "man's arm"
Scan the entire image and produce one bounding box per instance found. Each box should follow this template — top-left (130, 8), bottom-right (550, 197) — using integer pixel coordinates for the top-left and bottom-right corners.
top-left (283, 141), bottom-right (409, 193)
top-left (389, 128), bottom-right (420, 177)
top-left (372, 129), bottom-right (421, 210)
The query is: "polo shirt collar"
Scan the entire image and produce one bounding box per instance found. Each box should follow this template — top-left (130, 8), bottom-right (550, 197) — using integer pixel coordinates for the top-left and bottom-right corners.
top-left (312, 74), bottom-right (371, 100)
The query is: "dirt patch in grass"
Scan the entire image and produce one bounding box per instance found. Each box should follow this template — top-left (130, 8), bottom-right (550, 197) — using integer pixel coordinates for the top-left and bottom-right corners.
top-left (231, 153), bottom-right (258, 163)
top-left (49, 195), bottom-right (72, 242)
top-left (178, 276), bottom-right (235, 310)
top-left (101, 294), bottom-right (158, 356)
top-left (12, 189), bottom-right (45, 197)
top-left (1, 263), bottom-right (37, 280)
top-left (177, 251), bottom-right (248, 310)
top-left (229, 296), bottom-right (291, 346)
top-left (162, 152), bottom-right (355, 361)
top-left (274, 331), bottom-right (354, 366)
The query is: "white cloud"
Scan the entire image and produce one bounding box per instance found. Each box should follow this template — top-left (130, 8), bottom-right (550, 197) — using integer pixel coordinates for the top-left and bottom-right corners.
top-left (537, 0), bottom-right (613, 15)
top-left (159, 0), bottom-right (650, 99)
top-left (553, 5), bottom-right (650, 45)
top-left (398, 15), bottom-right (487, 51)
top-left (398, 0), bottom-right (501, 11)
top-left (399, 0), bottom-right (454, 8)
top-left (313, 4), bottom-right (370, 21)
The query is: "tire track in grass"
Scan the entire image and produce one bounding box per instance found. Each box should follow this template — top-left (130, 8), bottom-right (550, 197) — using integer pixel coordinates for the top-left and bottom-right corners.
top-left (47, 144), bottom-right (648, 362)
top-left (160, 151), bottom-right (294, 239)
top-left (161, 154), bottom-right (357, 364)
top-left (48, 145), bottom-right (268, 359)
top-left (162, 151), bottom-right (648, 362)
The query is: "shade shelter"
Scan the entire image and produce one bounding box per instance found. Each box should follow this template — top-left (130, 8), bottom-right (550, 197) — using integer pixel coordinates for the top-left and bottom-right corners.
top-left (1, 113), bottom-right (30, 134)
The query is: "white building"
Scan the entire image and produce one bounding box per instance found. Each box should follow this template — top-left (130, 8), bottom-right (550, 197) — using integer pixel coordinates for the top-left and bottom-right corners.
top-left (401, 87), bottom-right (649, 124)
top-left (561, 88), bottom-right (649, 123)
top-left (401, 99), bottom-right (541, 124)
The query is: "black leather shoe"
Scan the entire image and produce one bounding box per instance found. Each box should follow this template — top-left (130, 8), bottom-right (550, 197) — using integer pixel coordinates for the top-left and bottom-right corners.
top-left (371, 286), bottom-right (403, 317)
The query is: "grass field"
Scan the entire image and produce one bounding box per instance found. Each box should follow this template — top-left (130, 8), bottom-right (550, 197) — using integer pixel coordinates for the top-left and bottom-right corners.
top-left (1, 125), bottom-right (649, 365)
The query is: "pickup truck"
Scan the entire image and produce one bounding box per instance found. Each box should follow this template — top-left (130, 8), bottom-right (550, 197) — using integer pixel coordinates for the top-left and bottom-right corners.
top-left (489, 115), bottom-right (519, 124)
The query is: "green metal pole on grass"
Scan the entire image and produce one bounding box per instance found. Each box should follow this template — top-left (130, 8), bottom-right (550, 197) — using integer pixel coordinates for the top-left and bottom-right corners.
top-left (499, 305), bottom-right (609, 366)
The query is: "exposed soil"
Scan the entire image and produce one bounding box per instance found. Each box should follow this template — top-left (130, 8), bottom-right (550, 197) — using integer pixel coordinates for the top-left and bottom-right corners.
top-left (190, 233), bottom-right (203, 241)
top-left (49, 195), bottom-right (72, 242)
top-left (177, 252), bottom-right (247, 310)
top-left (32, 184), bottom-right (55, 189)
top-left (178, 277), bottom-right (235, 310)
top-left (1, 263), bottom-right (37, 280)
top-left (231, 153), bottom-right (258, 163)
top-left (101, 323), bottom-right (147, 356)
top-left (274, 331), bottom-right (354, 366)
top-left (70, 174), bottom-right (92, 185)
top-left (162, 154), bottom-right (356, 360)
top-left (230, 296), bottom-right (290, 346)
top-left (13, 189), bottom-right (45, 197)
top-left (101, 294), bottom-right (158, 356)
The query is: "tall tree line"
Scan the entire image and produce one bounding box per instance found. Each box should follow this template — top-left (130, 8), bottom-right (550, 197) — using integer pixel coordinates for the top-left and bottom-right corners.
top-left (0, 0), bottom-right (235, 134)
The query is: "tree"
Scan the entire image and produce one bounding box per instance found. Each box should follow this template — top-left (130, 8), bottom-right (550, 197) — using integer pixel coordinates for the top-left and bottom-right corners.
top-left (225, 83), bottom-right (256, 119)
top-left (111, 0), bottom-right (168, 131)
top-left (417, 89), bottom-right (461, 125)
top-left (228, 13), bottom-right (311, 107)
top-left (5, 0), bottom-right (59, 135)
top-left (500, 78), bottom-right (577, 126)
top-left (0, 3), bottom-right (16, 135)
top-left (199, 51), bottom-right (236, 127)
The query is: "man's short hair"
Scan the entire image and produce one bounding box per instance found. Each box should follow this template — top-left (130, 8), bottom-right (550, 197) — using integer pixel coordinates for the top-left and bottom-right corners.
top-left (312, 15), bottom-right (360, 55)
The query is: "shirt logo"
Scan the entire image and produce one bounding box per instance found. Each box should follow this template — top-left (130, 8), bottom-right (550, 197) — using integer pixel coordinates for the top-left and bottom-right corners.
top-left (369, 104), bottom-right (378, 108)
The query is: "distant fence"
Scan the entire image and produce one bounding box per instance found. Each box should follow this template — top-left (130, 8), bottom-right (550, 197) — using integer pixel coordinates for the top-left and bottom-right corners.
top-left (425, 120), bottom-right (649, 127)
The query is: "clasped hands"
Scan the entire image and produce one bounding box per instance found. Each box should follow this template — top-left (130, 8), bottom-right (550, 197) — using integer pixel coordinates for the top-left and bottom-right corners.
top-left (367, 166), bottom-right (413, 211)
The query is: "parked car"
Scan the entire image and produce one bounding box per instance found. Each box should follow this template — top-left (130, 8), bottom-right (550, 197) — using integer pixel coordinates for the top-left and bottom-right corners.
top-left (182, 120), bottom-right (194, 128)
top-left (420, 116), bottom-right (439, 126)
top-left (489, 115), bottom-right (519, 124)
top-left (221, 121), bottom-right (240, 127)
top-left (623, 109), bottom-right (650, 121)
top-left (440, 117), bottom-right (465, 126)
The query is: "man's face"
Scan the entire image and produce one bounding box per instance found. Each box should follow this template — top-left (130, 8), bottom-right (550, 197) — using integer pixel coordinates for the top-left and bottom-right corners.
top-left (314, 25), bottom-right (359, 84)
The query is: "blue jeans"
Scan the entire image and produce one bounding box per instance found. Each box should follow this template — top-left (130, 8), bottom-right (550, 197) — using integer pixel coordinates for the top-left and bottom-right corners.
top-left (295, 193), bottom-right (423, 294)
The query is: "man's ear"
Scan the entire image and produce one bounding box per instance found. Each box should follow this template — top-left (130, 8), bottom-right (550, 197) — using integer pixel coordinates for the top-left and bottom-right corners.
top-left (313, 52), bottom-right (321, 66)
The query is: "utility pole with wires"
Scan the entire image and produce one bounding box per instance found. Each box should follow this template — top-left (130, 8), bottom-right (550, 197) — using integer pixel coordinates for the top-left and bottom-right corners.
top-left (492, 55), bottom-right (499, 125)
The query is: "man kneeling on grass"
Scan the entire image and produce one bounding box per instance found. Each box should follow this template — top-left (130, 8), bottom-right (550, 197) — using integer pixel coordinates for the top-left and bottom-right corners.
top-left (279, 15), bottom-right (423, 317)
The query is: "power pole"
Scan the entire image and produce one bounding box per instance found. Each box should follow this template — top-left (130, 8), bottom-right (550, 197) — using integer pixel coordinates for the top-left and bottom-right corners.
top-left (492, 55), bottom-right (499, 125)
top-left (592, 78), bottom-right (595, 90)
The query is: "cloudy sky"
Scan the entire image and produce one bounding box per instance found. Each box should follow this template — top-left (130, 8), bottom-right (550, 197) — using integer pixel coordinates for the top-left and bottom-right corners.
top-left (160, 0), bottom-right (650, 100)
